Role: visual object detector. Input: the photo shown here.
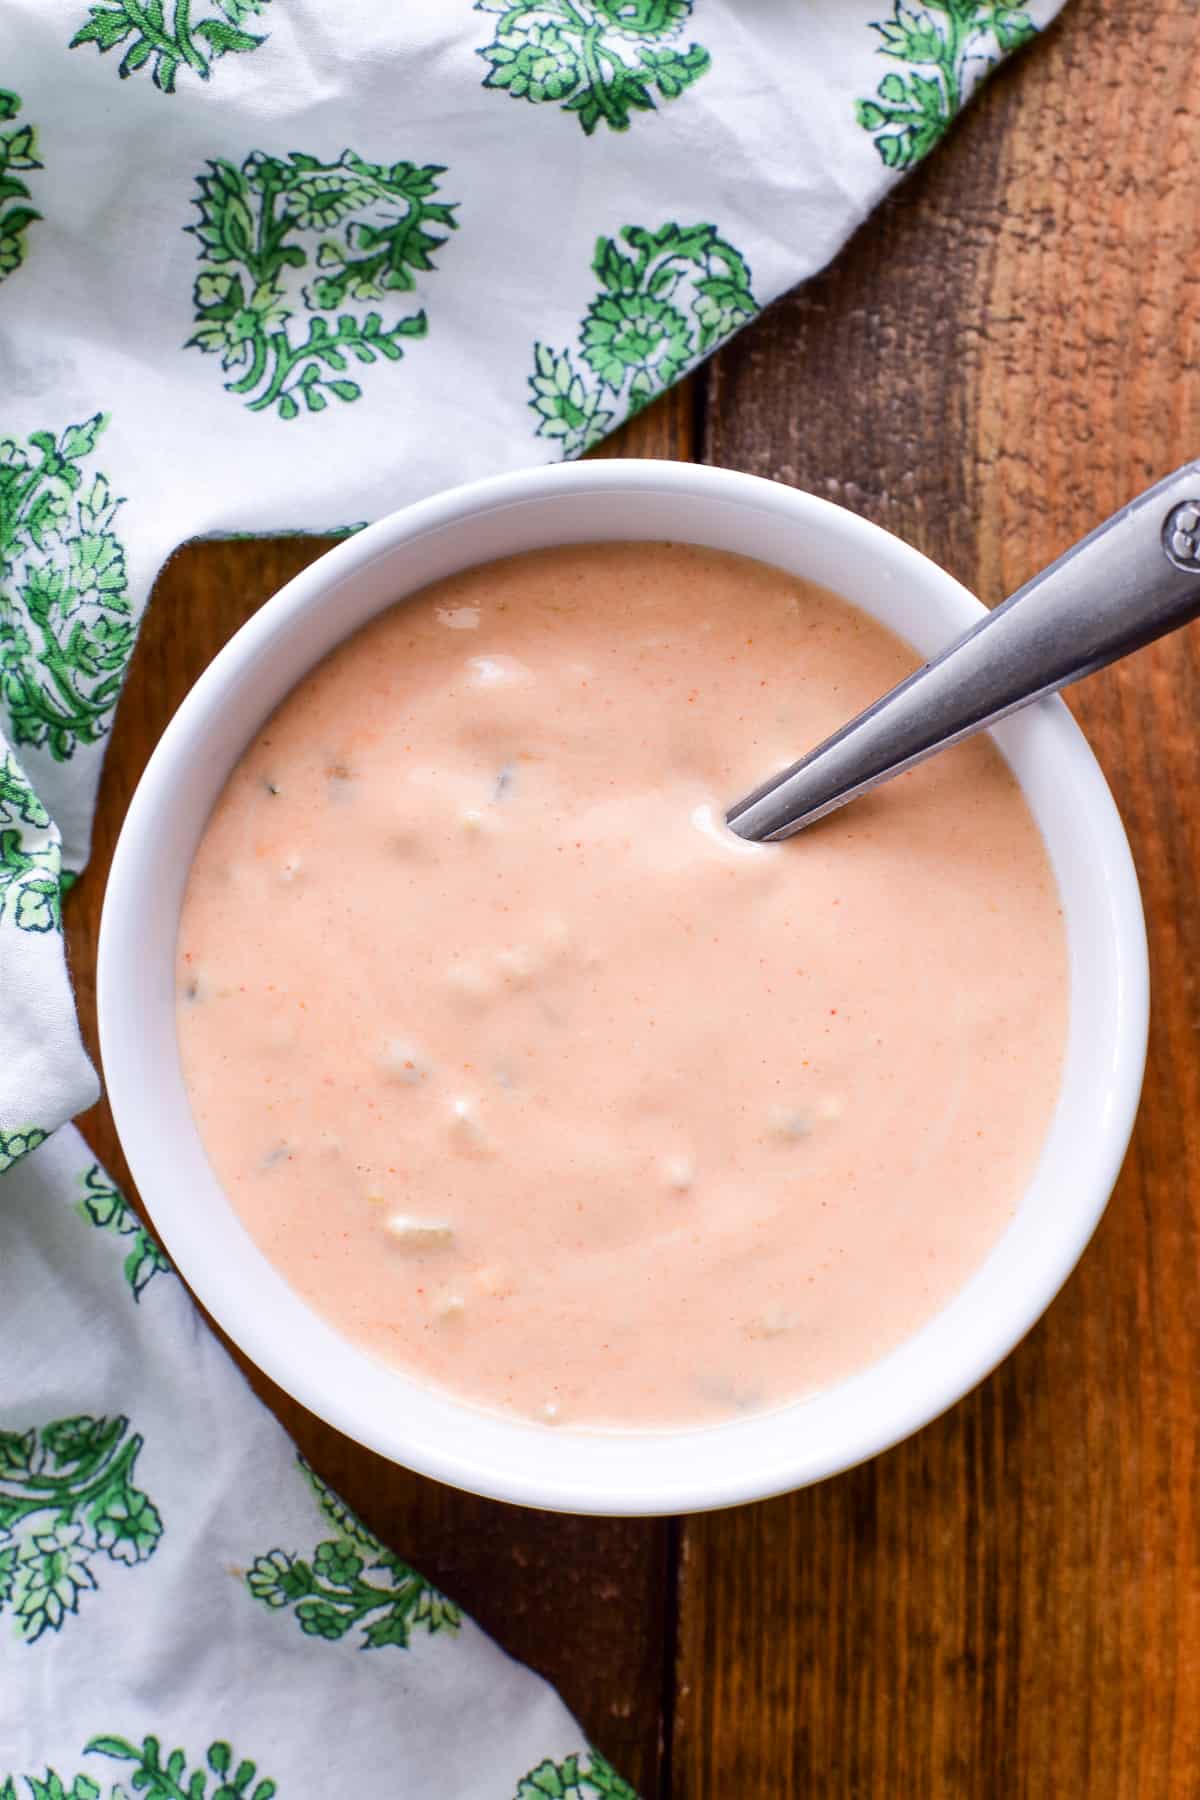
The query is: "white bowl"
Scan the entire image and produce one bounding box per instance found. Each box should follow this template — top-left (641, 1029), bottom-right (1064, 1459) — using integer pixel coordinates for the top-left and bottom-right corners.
top-left (99, 460), bottom-right (1148, 1516)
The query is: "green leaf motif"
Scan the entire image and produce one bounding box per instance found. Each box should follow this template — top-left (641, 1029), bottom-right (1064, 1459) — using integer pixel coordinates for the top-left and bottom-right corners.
top-left (513, 1751), bottom-right (639, 1800)
top-left (856, 1), bottom-right (1038, 169)
top-left (0, 1413), bottom-right (162, 1644)
top-left (0, 1125), bottom-right (49, 1174)
top-left (76, 1163), bottom-right (172, 1300)
top-left (0, 1775), bottom-right (101, 1800)
top-left (79, 1734), bottom-right (277, 1800)
top-left (184, 150), bottom-right (458, 420)
top-left (0, 91), bottom-right (42, 283)
top-left (0, 416), bottom-right (135, 766)
top-left (69, 0), bottom-right (272, 93)
top-left (5, 1734), bottom-right (280, 1800)
top-left (40, 1415), bottom-right (127, 1474)
top-left (475, 0), bottom-right (710, 135)
top-left (244, 1455), bottom-right (461, 1650)
top-left (0, 740), bottom-right (61, 933)
top-left (529, 219), bottom-right (756, 456)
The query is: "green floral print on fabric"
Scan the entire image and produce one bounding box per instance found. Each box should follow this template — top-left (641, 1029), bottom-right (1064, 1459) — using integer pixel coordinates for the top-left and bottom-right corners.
top-left (1, 1739), bottom-right (275, 1800)
top-left (856, 1), bottom-right (1037, 168)
top-left (70, 0), bottom-right (273, 94)
top-left (0, 1126), bottom-right (49, 1174)
top-left (0, 746), bottom-right (62, 933)
top-left (244, 1456), bottom-right (461, 1649)
top-left (0, 414), bottom-right (133, 764)
top-left (85, 1736), bottom-right (277, 1800)
top-left (0, 1415), bottom-right (162, 1644)
top-left (76, 1164), bottom-right (172, 1300)
top-left (476, 0), bottom-right (710, 135)
top-left (1, 1776), bottom-right (101, 1800)
top-left (530, 220), bottom-right (756, 455)
top-left (0, 92), bottom-right (42, 284)
top-left (185, 150), bottom-right (459, 421)
top-left (3, 1747), bottom-right (637, 1800)
top-left (513, 1751), bottom-right (639, 1800)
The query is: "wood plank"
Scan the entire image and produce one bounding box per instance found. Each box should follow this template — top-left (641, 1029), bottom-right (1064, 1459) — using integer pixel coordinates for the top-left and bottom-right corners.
top-left (675, 3), bottom-right (1200, 1794)
top-left (64, 385), bottom-right (693, 1797)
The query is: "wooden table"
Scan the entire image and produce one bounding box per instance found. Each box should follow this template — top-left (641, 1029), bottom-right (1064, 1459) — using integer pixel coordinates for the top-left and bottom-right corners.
top-left (66, 2), bottom-right (1199, 1791)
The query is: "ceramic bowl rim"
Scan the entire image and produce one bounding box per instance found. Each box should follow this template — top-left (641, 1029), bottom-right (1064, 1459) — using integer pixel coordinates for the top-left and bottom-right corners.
top-left (98, 459), bottom-right (1148, 1515)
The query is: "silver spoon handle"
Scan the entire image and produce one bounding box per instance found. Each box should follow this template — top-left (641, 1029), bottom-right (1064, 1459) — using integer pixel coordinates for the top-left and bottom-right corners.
top-left (727, 463), bottom-right (1200, 842)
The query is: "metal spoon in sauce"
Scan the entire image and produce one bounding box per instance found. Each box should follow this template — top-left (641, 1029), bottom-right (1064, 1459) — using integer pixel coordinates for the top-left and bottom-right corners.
top-left (727, 463), bottom-right (1200, 842)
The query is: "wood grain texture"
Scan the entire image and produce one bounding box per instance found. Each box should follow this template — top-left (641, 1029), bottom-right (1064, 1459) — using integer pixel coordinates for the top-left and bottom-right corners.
top-left (676, 3), bottom-right (1199, 1796)
top-left (64, 384), bottom-right (693, 1800)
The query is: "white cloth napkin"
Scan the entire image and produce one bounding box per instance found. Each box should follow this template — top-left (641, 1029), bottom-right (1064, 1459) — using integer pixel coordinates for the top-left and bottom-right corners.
top-left (0, 3), bottom-right (1063, 1791)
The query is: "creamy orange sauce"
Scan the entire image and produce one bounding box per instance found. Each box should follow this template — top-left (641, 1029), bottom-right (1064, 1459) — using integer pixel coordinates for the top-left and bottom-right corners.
top-left (177, 543), bottom-right (1067, 1428)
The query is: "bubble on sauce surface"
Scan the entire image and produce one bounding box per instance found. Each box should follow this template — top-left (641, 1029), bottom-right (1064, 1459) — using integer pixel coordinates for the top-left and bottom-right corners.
top-left (436, 605), bottom-right (480, 630)
top-left (460, 806), bottom-right (501, 838)
top-left (449, 1095), bottom-right (493, 1155)
top-left (466, 655), bottom-right (532, 690)
top-left (661, 1153), bottom-right (695, 1192)
top-left (496, 944), bottom-right (539, 986)
top-left (384, 1215), bottom-right (455, 1250)
top-left (379, 1038), bottom-right (430, 1084)
top-left (746, 1305), bottom-right (802, 1340)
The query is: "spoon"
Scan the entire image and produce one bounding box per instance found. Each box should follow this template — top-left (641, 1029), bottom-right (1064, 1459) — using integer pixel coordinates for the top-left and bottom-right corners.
top-left (726, 462), bottom-right (1200, 842)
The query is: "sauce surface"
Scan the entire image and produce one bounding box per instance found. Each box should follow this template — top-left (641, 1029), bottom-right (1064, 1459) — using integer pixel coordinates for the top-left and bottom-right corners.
top-left (177, 543), bottom-right (1067, 1428)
